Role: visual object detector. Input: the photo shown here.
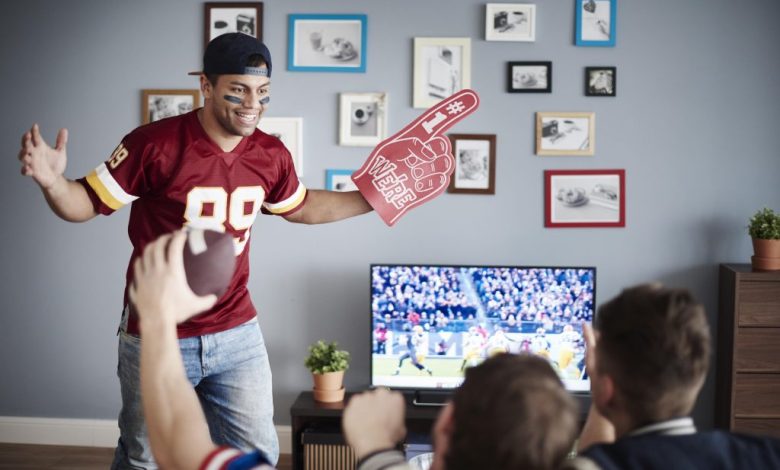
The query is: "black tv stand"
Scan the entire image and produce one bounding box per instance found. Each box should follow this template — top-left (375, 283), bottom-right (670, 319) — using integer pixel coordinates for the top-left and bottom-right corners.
top-left (411, 389), bottom-right (450, 407)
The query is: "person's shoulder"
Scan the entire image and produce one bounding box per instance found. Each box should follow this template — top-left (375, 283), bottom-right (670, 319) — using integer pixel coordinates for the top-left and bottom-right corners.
top-left (132, 111), bottom-right (192, 143)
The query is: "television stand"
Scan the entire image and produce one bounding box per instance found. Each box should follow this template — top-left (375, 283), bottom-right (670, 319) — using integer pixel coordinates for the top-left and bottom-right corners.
top-left (411, 390), bottom-right (450, 407)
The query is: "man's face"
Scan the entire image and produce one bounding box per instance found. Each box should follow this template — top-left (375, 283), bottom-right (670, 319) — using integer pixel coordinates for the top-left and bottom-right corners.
top-left (204, 74), bottom-right (270, 137)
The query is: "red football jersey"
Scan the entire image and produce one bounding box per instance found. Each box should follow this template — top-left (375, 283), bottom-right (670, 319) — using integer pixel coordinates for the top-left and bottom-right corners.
top-left (79, 111), bottom-right (307, 337)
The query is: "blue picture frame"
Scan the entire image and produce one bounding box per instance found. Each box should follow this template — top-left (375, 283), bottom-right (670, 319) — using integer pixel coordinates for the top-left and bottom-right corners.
top-left (575, 0), bottom-right (616, 47)
top-left (288, 14), bottom-right (367, 72)
top-left (325, 169), bottom-right (358, 192)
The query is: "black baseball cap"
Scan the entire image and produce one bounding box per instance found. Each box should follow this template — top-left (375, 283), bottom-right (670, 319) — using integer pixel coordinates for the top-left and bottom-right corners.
top-left (189, 32), bottom-right (272, 77)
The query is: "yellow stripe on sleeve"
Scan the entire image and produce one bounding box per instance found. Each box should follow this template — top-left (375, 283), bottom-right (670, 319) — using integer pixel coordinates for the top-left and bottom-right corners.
top-left (265, 186), bottom-right (307, 215)
top-left (85, 170), bottom-right (124, 211)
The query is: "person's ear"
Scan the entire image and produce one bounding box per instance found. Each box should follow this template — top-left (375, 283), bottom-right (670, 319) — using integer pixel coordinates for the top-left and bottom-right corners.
top-left (200, 75), bottom-right (213, 99)
top-left (430, 402), bottom-right (455, 470)
top-left (592, 372), bottom-right (615, 413)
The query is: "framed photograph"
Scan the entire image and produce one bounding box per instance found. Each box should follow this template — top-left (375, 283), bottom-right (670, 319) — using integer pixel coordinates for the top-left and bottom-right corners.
top-left (485, 3), bottom-right (536, 42)
top-left (507, 61), bottom-right (552, 93)
top-left (142, 89), bottom-right (199, 125)
top-left (585, 66), bottom-right (616, 96)
top-left (535, 112), bottom-right (595, 156)
top-left (339, 92), bottom-right (388, 147)
top-left (325, 169), bottom-right (357, 192)
top-left (545, 169), bottom-right (625, 227)
top-left (287, 14), bottom-right (367, 73)
top-left (413, 37), bottom-right (471, 108)
top-left (447, 134), bottom-right (496, 195)
top-left (204, 2), bottom-right (263, 47)
top-left (575, 0), bottom-right (616, 46)
top-left (257, 117), bottom-right (304, 176)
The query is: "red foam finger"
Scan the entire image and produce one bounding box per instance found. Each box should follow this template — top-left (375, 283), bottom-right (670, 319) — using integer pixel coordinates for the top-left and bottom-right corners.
top-left (395, 89), bottom-right (480, 142)
top-left (411, 154), bottom-right (452, 180)
top-left (414, 173), bottom-right (448, 193)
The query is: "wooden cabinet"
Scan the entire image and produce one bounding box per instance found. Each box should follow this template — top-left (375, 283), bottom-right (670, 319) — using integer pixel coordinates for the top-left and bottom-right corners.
top-left (716, 264), bottom-right (780, 437)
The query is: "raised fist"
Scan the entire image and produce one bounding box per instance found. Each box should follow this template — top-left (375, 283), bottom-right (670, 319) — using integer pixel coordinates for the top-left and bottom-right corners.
top-left (352, 89), bottom-right (480, 226)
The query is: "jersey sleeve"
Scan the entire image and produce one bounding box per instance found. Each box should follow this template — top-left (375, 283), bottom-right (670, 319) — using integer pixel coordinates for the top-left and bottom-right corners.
top-left (261, 146), bottom-right (307, 217)
top-left (78, 129), bottom-right (162, 215)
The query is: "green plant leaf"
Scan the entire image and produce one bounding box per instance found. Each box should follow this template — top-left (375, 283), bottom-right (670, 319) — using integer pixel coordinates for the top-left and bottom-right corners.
top-left (304, 340), bottom-right (350, 374)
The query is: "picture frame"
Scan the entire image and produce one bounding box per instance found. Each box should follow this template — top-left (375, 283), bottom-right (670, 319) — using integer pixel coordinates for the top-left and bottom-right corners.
top-left (257, 117), bottom-right (304, 176)
top-left (339, 92), bottom-right (388, 147)
top-left (142, 89), bottom-right (200, 125)
top-left (287, 14), bottom-right (367, 73)
top-left (535, 112), bottom-right (595, 156)
top-left (485, 3), bottom-right (536, 42)
top-left (507, 61), bottom-right (552, 93)
top-left (413, 37), bottom-right (471, 108)
top-left (545, 169), bottom-right (625, 227)
top-left (204, 2), bottom-right (263, 47)
top-left (325, 169), bottom-right (358, 192)
top-left (575, 0), bottom-right (616, 47)
top-left (585, 66), bottom-right (616, 97)
top-left (447, 134), bottom-right (496, 195)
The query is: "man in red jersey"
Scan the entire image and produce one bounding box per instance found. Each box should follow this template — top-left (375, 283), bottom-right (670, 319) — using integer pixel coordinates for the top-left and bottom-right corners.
top-left (17, 32), bottom-right (372, 469)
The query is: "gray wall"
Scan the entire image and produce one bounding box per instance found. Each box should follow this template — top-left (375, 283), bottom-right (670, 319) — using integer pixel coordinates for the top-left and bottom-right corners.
top-left (1, 0), bottom-right (778, 429)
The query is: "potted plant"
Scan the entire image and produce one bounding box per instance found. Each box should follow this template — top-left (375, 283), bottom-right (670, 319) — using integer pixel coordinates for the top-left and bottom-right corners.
top-left (304, 340), bottom-right (350, 403)
top-left (748, 207), bottom-right (780, 271)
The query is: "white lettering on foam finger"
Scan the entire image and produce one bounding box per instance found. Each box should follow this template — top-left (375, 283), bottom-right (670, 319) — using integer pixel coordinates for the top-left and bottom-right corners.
top-left (367, 155), bottom-right (418, 209)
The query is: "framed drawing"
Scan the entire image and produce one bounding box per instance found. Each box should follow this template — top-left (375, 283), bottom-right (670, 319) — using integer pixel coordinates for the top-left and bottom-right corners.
top-left (287, 14), bottom-right (367, 72)
top-left (413, 37), bottom-right (471, 108)
top-left (585, 66), bottom-right (616, 96)
top-left (545, 169), bottom-right (625, 227)
top-left (142, 89), bottom-right (199, 125)
top-left (575, 0), bottom-right (616, 46)
top-left (535, 112), bottom-right (595, 156)
top-left (257, 117), bottom-right (304, 176)
top-left (339, 92), bottom-right (388, 146)
top-left (508, 61), bottom-right (552, 93)
top-left (204, 2), bottom-right (263, 47)
top-left (325, 169), bottom-right (357, 192)
top-left (447, 134), bottom-right (496, 195)
top-left (485, 3), bottom-right (536, 42)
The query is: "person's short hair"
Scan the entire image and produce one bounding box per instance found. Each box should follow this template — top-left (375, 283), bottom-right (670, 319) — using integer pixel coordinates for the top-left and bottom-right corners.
top-left (206, 54), bottom-right (268, 87)
top-left (447, 354), bottom-right (578, 470)
top-left (595, 283), bottom-right (710, 424)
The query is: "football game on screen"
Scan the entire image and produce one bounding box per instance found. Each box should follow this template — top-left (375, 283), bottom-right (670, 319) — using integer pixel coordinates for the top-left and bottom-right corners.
top-left (371, 265), bottom-right (595, 392)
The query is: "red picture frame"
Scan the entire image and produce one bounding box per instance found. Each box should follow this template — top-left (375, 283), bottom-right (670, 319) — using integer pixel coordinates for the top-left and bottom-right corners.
top-left (545, 169), bottom-right (625, 228)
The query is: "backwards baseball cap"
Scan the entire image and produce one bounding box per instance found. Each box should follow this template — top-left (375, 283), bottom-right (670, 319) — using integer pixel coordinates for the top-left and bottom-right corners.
top-left (189, 32), bottom-right (272, 77)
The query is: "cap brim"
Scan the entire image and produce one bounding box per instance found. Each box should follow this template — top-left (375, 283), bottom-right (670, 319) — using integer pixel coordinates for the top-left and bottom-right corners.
top-left (188, 71), bottom-right (204, 76)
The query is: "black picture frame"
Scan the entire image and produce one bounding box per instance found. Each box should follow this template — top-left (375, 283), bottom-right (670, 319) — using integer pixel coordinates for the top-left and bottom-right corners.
top-left (507, 61), bottom-right (552, 93)
top-left (204, 2), bottom-right (264, 49)
top-left (585, 66), bottom-right (616, 97)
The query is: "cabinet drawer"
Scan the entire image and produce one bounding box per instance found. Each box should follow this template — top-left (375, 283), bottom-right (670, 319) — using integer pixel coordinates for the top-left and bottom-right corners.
top-left (738, 281), bottom-right (780, 327)
top-left (735, 328), bottom-right (780, 372)
top-left (734, 374), bottom-right (780, 416)
top-left (733, 418), bottom-right (780, 438)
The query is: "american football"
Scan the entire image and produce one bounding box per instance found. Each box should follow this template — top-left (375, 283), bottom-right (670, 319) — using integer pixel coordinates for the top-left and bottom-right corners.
top-left (182, 229), bottom-right (235, 298)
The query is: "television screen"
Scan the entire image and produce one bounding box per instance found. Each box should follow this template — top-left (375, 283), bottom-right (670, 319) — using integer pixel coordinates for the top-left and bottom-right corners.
top-left (371, 264), bottom-right (595, 392)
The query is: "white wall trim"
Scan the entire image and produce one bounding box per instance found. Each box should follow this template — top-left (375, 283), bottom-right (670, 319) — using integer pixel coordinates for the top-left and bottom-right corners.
top-left (0, 417), bottom-right (292, 454)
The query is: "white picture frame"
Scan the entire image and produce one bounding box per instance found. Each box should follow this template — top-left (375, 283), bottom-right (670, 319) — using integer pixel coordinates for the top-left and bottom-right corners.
top-left (257, 117), bottom-right (304, 176)
top-left (339, 92), bottom-right (388, 147)
top-left (485, 3), bottom-right (536, 42)
top-left (413, 37), bottom-right (471, 109)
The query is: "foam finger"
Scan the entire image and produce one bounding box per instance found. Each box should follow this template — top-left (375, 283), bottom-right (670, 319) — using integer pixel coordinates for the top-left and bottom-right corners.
top-left (396, 89), bottom-right (480, 141)
top-left (414, 173), bottom-right (448, 193)
top-left (412, 154), bottom-right (452, 180)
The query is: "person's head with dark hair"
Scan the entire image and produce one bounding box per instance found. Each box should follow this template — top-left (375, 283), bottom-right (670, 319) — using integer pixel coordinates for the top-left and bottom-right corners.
top-left (444, 354), bottom-right (579, 470)
top-left (590, 283), bottom-right (710, 434)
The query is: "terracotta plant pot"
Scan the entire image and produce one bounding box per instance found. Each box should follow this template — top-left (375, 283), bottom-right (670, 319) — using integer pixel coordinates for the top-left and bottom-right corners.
top-left (312, 370), bottom-right (345, 403)
top-left (752, 238), bottom-right (780, 271)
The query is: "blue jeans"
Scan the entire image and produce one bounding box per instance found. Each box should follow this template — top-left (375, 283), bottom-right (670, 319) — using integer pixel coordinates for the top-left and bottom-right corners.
top-left (111, 319), bottom-right (278, 470)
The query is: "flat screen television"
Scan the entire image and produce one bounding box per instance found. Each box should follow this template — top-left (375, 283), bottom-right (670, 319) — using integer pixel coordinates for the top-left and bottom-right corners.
top-left (370, 264), bottom-right (595, 394)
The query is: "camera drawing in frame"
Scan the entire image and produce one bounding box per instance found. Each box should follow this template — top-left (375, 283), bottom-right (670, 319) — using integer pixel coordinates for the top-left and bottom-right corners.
top-left (585, 66), bottom-right (616, 96)
top-left (204, 2), bottom-right (263, 47)
top-left (142, 89), bottom-right (200, 125)
top-left (508, 61), bottom-right (551, 93)
top-left (575, 0), bottom-right (616, 46)
top-left (447, 134), bottom-right (496, 195)
top-left (325, 169), bottom-right (358, 192)
top-left (288, 14), bottom-right (367, 72)
top-left (536, 112), bottom-right (595, 156)
top-left (413, 37), bottom-right (471, 108)
top-left (339, 92), bottom-right (387, 146)
top-left (545, 169), bottom-right (625, 227)
top-left (485, 3), bottom-right (536, 42)
top-left (256, 117), bottom-right (304, 176)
